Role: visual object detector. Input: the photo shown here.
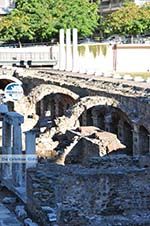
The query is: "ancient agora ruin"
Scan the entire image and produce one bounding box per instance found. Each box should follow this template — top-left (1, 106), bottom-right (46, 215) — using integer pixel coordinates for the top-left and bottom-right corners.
top-left (0, 30), bottom-right (150, 226)
top-left (0, 65), bottom-right (149, 226)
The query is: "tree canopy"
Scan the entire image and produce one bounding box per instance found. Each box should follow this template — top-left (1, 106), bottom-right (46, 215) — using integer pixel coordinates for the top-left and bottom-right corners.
top-left (0, 0), bottom-right (99, 44)
top-left (101, 2), bottom-right (150, 37)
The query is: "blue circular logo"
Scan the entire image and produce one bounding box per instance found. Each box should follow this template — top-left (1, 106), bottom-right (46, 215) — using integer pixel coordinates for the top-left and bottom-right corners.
top-left (4, 82), bottom-right (24, 101)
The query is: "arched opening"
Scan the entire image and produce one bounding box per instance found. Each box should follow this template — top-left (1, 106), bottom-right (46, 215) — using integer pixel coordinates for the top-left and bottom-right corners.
top-left (139, 126), bottom-right (149, 155)
top-left (36, 93), bottom-right (77, 128)
top-left (0, 78), bottom-right (22, 90)
top-left (79, 105), bottom-right (133, 155)
top-left (95, 107), bottom-right (106, 130)
top-left (123, 121), bottom-right (133, 155)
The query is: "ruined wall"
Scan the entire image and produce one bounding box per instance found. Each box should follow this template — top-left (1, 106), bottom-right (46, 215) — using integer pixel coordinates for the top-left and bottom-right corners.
top-left (27, 160), bottom-right (150, 226)
top-left (15, 70), bottom-right (150, 132)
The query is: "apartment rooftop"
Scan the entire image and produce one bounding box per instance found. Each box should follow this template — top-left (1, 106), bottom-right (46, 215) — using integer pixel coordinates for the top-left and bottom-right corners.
top-left (100, 0), bottom-right (150, 14)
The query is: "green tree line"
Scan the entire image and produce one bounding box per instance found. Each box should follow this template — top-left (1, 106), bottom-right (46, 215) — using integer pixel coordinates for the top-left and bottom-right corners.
top-left (0, 0), bottom-right (99, 45)
top-left (0, 1), bottom-right (150, 45)
top-left (101, 2), bottom-right (150, 37)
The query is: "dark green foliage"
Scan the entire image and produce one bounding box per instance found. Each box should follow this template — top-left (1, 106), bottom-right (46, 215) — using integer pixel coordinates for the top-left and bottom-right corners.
top-left (0, 0), bottom-right (99, 44)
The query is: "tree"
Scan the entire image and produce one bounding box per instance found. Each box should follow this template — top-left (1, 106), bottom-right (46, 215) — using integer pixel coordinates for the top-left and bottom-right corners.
top-left (51, 0), bottom-right (99, 37)
top-left (101, 2), bottom-right (150, 37)
top-left (0, 10), bottom-right (33, 46)
top-left (0, 0), bottom-right (99, 44)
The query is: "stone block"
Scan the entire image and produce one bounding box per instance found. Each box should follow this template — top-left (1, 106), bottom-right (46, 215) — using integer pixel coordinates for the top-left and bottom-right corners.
top-left (15, 205), bottom-right (27, 220)
top-left (24, 218), bottom-right (38, 226)
top-left (2, 196), bottom-right (17, 204)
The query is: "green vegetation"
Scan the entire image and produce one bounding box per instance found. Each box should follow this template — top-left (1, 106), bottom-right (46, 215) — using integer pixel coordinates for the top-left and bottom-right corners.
top-left (0, 0), bottom-right (99, 45)
top-left (101, 2), bottom-right (150, 37)
top-left (126, 72), bottom-right (150, 79)
top-left (1, 1), bottom-right (150, 45)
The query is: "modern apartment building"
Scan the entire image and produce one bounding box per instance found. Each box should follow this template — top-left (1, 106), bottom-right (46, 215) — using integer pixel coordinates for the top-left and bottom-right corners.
top-left (0, 0), bottom-right (15, 15)
top-left (100, 0), bottom-right (150, 14)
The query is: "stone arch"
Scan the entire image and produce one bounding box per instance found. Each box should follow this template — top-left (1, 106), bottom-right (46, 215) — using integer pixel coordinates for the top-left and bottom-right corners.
top-left (55, 96), bottom-right (133, 134)
top-left (0, 77), bottom-right (22, 90)
top-left (14, 84), bottom-right (79, 131)
top-left (28, 84), bottom-right (79, 104)
top-left (78, 100), bottom-right (133, 155)
top-left (36, 92), bottom-right (77, 119)
top-left (69, 96), bottom-right (131, 121)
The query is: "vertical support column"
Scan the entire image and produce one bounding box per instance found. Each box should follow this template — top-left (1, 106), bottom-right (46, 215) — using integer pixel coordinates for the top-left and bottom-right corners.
top-left (66, 29), bottom-right (72, 71)
top-left (55, 98), bottom-right (60, 118)
top-left (72, 28), bottom-right (78, 72)
top-left (59, 29), bottom-right (65, 71)
top-left (148, 135), bottom-right (150, 154)
top-left (40, 99), bottom-right (44, 117)
top-left (51, 99), bottom-right (55, 119)
top-left (2, 120), bottom-right (12, 180)
top-left (48, 100), bottom-right (53, 117)
top-left (12, 124), bottom-right (23, 187)
top-left (132, 124), bottom-right (140, 156)
top-left (25, 130), bottom-right (37, 169)
top-left (104, 114), bottom-right (112, 132)
top-left (81, 110), bottom-right (87, 126)
top-left (91, 109), bottom-right (99, 127)
top-left (118, 120), bottom-right (124, 143)
top-left (63, 104), bottom-right (67, 115)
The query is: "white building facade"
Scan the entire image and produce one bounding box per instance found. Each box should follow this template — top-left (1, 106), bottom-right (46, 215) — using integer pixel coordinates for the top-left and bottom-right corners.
top-left (0, 0), bottom-right (15, 15)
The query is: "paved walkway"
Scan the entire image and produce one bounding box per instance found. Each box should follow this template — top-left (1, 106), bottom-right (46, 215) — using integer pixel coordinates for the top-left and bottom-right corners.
top-left (0, 203), bottom-right (22, 226)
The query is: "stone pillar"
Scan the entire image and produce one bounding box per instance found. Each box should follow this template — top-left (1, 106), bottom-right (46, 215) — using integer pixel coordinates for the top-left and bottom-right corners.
top-left (47, 100), bottom-right (52, 117)
top-left (25, 130), bottom-right (37, 169)
top-left (3, 112), bottom-right (24, 187)
top-left (63, 104), bottom-right (68, 115)
top-left (118, 120), bottom-right (124, 143)
top-left (51, 99), bottom-right (55, 119)
top-left (91, 109), bottom-right (99, 127)
top-left (59, 29), bottom-right (65, 71)
top-left (81, 110), bottom-right (87, 126)
top-left (2, 120), bottom-right (12, 180)
top-left (12, 123), bottom-right (23, 187)
top-left (40, 99), bottom-right (44, 117)
top-left (72, 28), bottom-right (78, 72)
top-left (132, 124), bottom-right (140, 156)
top-left (104, 114), bottom-right (112, 132)
top-left (55, 98), bottom-right (60, 118)
top-left (66, 29), bottom-right (72, 71)
top-left (149, 135), bottom-right (150, 154)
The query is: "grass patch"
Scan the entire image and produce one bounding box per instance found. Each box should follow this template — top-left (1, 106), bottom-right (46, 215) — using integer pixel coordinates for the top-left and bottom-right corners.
top-left (122, 72), bottom-right (150, 79)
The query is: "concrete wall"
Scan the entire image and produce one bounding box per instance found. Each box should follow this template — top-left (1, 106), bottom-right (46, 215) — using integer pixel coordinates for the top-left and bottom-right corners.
top-left (55, 43), bottom-right (150, 73)
top-left (116, 44), bottom-right (150, 72)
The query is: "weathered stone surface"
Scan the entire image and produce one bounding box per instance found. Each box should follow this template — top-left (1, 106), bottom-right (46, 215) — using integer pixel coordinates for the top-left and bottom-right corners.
top-left (15, 205), bottom-right (27, 220)
top-left (54, 127), bottom-right (126, 165)
top-left (3, 69), bottom-right (149, 226)
top-left (14, 69), bottom-right (150, 134)
top-left (26, 162), bottom-right (150, 226)
top-left (2, 196), bottom-right (17, 204)
top-left (0, 203), bottom-right (22, 226)
top-left (24, 218), bottom-right (38, 226)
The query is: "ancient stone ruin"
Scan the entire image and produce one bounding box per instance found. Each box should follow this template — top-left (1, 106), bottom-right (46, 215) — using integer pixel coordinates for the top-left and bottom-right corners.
top-left (0, 68), bottom-right (150, 226)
